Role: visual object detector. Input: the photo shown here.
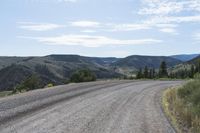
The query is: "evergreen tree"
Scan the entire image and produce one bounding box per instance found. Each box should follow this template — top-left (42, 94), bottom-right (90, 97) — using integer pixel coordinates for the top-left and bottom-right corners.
top-left (152, 68), bottom-right (156, 79)
top-left (144, 66), bottom-right (149, 78)
top-left (190, 65), bottom-right (195, 78)
top-left (136, 68), bottom-right (143, 79)
top-left (169, 72), bottom-right (174, 79)
top-left (159, 61), bottom-right (168, 78)
top-left (149, 69), bottom-right (153, 79)
top-left (195, 66), bottom-right (199, 73)
top-left (198, 61), bottom-right (200, 73)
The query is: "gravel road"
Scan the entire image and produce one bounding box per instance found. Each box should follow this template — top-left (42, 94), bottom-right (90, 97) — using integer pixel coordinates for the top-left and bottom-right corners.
top-left (0, 80), bottom-right (183, 133)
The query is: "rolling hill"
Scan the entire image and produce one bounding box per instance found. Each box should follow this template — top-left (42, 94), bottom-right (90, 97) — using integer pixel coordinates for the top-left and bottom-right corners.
top-left (0, 54), bottom-right (183, 91)
top-left (168, 55), bottom-right (200, 74)
top-left (112, 55), bottom-right (182, 75)
top-left (0, 55), bottom-right (121, 91)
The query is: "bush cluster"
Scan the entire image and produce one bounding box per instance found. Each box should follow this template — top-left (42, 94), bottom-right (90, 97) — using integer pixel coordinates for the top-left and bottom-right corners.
top-left (13, 74), bottom-right (42, 93)
top-left (70, 69), bottom-right (96, 83)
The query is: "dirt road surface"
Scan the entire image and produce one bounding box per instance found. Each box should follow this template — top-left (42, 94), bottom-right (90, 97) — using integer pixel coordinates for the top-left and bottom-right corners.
top-left (0, 80), bottom-right (183, 133)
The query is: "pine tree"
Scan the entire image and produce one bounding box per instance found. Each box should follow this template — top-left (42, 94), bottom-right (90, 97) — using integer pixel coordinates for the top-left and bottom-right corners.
top-left (149, 69), bottom-right (153, 79)
top-left (198, 61), bottom-right (200, 73)
top-left (144, 66), bottom-right (149, 78)
top-left (169, 72), bottom-right (174, 79)
top-left (190, 65), bottom-right (195, 78)
top-left (152, 68), bottom-right (156, 79)
top-left (159, 61), bottom-right (168, 78)
top-left (136, 68), bottom-right (143, 79)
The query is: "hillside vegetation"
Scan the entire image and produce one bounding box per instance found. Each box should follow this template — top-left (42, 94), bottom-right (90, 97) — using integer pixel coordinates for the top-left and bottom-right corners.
top-left (0, 54), bottom-right (182, 92)
top-left (169, 55), bottom-right (200, 79)
top-left (114, 55), bottom-right (182, 68)
top-left (0, 55), bottom-right (121, 91)
top-left (113, 55), bottom-right (182, 75)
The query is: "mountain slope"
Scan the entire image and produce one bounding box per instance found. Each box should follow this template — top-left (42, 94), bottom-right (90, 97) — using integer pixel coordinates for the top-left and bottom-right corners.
top-left (112, 55), bottom-right (182, 74)
top-left (113, 55), bottom-right (182, 69)
top-left (168, 55), bottom-right (200, 75)
top-left (187, 55), bottom-right (200, 64)
top-left (0, 55), bottom-right (121, 91)
top-left (0, 64), bottom-right (32, 91)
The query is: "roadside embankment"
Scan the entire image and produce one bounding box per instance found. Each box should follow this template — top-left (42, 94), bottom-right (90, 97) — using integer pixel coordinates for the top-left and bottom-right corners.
top-left (163, 77), bottom-right (200, 133)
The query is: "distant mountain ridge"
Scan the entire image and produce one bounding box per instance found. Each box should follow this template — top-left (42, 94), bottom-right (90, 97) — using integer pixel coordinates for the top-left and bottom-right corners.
top-left (170, 54), bottom-right (199, 62)
top-left (0, 54), bottom-right (186, 91)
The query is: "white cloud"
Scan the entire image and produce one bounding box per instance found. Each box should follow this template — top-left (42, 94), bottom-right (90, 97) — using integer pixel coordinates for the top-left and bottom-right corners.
top-left (17, 19), bottom-right (181, 35)
top-left (70, 21), bottom-right (101, 28)
top-left (108, 23), bottom-right (151, 31)
top-left (19, 34), bottom-right (162, 47)
top-left (81, 30), bottom-right (97, 33)
top-left (17, 20), bottom-right (163, 33)
top-left (139, 0), bottom-right (200, 16)
top-left (168, 16), bottom-right (200, 23)
top-left (70, 21), bottom-right (152, 31)
top-left (154, 23), bottom-right (177, 28)
top-left (139, 0), bottom-right (184, 15)
top-left (189, 0), bottom-right (200, 12)
top-left (18, 22), bottom-right (64, 31)
top-left (145, 15), bottom-right (200, 24)
top-left (159, 28), bottom-right (178, 34)
top-left (139, 0), bottom-right (200, 34)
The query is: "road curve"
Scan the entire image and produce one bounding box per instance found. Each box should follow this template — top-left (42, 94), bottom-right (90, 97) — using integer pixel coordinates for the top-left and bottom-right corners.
top-left (0, 80), bottom-right (183, 133)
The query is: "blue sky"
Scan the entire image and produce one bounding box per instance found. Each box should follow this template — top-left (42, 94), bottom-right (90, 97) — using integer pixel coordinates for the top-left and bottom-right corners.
top-left (1, 0), bottom-right (200, 57)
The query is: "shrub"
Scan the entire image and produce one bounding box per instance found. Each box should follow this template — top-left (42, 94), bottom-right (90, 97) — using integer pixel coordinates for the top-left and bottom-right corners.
top-left (47, 83), bottom-right (54, 88)
top-left (13, 74), bottom-right (42, 93)
top-left (178, 79), bottom-right (200, 108)
top-left (194, 73), bottom-right (200, 79)
top-left (70, 69), bottom-right (96, 83)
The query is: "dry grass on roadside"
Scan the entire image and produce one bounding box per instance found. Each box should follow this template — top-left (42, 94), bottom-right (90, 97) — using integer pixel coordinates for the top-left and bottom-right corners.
top-left (162, 81), bottom-right (200, 133)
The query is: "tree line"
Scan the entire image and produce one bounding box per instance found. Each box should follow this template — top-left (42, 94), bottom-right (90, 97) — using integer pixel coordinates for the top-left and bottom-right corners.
top-left (136, 61), bottom-right (200, 79)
